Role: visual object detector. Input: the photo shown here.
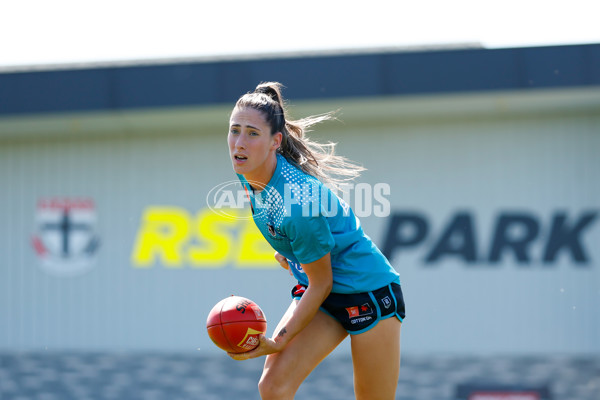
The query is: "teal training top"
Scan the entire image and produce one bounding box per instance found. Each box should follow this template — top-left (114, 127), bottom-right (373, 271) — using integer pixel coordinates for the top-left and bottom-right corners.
top-left (237, 154), bottom-right (400, 294)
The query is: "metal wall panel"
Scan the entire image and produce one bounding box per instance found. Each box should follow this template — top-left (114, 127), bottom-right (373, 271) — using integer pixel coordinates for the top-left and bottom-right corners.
top-left (1, 93), bottom-right (598, 356)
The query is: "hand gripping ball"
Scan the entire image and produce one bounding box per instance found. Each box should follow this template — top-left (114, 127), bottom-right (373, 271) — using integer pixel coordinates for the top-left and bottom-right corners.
top-left (206, 295), bottom-right (267, 353)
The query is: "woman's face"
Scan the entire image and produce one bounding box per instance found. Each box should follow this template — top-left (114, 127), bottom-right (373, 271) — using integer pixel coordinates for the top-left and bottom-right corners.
top-left (228, 107), bottom-right (281, 183)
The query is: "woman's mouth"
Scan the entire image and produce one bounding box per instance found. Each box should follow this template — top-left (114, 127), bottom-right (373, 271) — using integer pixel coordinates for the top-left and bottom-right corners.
top-left (234, 154), bottom-right (248, 163)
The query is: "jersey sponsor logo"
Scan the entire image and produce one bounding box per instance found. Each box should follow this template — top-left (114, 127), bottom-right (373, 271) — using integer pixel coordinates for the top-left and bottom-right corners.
top-left (382, 210), bottom-right (598, 266)
top-left (31, 197), bottom-right (101, 276)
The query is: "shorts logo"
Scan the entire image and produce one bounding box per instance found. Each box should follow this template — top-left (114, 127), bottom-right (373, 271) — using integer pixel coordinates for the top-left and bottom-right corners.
top-left (346, 303), bottom-right (373, 318)
top-left (292, 284), bottom-right (306, 297)
top-left (382, 296), bottom-right (392, 309)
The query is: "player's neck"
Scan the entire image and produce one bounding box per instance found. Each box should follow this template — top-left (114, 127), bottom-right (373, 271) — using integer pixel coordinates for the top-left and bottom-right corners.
top-left (245, 154), bottom-right (278, 194)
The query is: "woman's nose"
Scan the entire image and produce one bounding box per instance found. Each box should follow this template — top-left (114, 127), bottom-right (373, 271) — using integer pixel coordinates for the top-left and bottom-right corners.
top-left (235, 135), bottom-right (246, 149)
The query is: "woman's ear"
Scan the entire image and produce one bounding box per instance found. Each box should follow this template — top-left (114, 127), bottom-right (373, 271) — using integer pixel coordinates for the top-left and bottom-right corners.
top-left (272, 132), bottom-right (283, 151)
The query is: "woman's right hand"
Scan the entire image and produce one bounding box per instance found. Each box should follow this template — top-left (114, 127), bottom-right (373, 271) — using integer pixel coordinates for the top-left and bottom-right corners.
top-left (227, 334), bottom-right (285, 361)
top-left (274, 252), bottom-right (292, 275)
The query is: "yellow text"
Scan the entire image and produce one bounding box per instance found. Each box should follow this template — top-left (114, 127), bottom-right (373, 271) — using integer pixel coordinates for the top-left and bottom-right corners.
top-left (131, 206), bottom-right (277, 268)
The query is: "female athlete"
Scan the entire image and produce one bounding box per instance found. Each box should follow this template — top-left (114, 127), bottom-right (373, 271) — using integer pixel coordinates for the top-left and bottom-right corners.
top-left (227, 81), bottom-right (405, 400)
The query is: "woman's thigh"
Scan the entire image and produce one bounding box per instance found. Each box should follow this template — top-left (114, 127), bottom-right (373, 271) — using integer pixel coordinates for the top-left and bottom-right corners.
top-left (350, 317), bottom-right (402, 400)
top-left (260, 301), bottom-right (348, 395)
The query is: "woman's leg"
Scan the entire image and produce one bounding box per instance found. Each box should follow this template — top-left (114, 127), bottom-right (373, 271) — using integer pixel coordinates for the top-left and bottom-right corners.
top-left (350, 317), bottom-right (402, 400)
top-left (258, 300), bottom-right (348, 400)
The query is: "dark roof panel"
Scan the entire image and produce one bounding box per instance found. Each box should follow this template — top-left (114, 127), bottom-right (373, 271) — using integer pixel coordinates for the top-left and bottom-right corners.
top-left (1, 44), bottom-right (598, 116)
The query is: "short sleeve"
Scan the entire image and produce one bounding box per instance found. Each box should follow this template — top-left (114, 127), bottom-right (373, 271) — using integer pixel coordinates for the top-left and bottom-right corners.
top-left (283, 211), bottom-right (335, 264)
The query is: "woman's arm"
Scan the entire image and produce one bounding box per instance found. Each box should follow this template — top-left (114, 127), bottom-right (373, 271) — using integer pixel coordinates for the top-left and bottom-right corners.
top-left (228, 253), bottom-right (332, 360)
top-left (273, 252), bottom-right (332, 346)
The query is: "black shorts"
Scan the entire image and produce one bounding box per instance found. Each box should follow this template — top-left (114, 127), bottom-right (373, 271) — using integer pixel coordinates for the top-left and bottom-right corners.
top-left (291, 282), bottom-right (405, 335)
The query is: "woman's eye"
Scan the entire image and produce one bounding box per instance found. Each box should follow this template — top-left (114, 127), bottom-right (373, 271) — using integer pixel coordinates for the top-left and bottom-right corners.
top-left (250, 131), bottom-right (259, 136)
top-left (230, 129), bottom-right (239, 135)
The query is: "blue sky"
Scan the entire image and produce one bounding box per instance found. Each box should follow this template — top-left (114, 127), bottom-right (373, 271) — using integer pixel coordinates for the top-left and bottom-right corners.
top-left (2, 0), bottom-right (599, 67)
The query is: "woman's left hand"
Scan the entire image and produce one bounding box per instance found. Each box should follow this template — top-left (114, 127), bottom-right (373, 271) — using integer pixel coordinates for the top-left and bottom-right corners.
top-left (227, 334), bottom-right (285, 360)
top-left (274, 252), bottom-right (292, 276)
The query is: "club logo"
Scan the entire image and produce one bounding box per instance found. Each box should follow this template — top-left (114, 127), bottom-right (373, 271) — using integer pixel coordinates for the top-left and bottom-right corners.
top-left (31, 198), bottom-right (101, 276)
top-left (382, 296), bottom-right (392, 309)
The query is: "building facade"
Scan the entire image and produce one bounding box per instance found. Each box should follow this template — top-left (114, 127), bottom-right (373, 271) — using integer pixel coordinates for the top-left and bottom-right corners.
top-left (1, 44), bottom-right (599, 355)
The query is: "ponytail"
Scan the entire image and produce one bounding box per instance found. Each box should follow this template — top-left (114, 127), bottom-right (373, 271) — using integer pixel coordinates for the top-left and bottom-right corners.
top-left (234, 82), bottom-right (364, 189)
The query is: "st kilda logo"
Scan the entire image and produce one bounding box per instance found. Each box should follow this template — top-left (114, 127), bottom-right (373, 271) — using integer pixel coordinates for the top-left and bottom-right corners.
top-left (31, 198), bottom-right (101, 276)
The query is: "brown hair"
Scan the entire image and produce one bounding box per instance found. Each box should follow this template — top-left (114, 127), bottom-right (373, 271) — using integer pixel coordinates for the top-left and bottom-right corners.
top-left (234, 82), bottom-right (364, 189)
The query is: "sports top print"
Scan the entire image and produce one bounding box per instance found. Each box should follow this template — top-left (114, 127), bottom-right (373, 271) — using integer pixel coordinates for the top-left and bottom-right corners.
top-left (237, 154), bottom-right (400, 294)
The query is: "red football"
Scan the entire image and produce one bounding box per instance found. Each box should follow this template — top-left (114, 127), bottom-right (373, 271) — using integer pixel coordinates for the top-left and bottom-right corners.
top-left (206, 295), bottom-right (267, 353)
